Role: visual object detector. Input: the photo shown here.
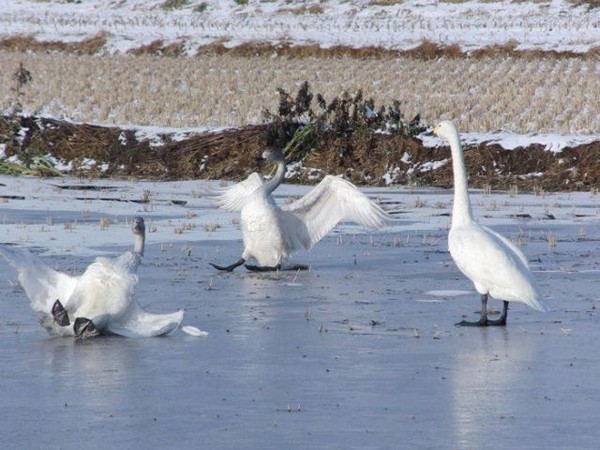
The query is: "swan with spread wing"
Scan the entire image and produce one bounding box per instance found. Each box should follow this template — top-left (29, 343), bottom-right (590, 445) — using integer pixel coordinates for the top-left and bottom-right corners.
top-left (210, 147), bottom-right (392, 272)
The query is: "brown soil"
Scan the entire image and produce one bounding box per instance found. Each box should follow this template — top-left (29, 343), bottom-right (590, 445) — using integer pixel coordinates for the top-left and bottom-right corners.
top-left (1, 115), bottom-right (598, 192)
top-left (1, 36), bottom-right (598, 60)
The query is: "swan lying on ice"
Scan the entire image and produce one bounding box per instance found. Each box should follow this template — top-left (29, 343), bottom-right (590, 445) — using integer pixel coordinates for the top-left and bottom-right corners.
top-left (210, 147), bottom-right (392, 272)
top-left (433, 120), bottom-right (546, 326)
top-left (0, 217), bottom-right (189, 338)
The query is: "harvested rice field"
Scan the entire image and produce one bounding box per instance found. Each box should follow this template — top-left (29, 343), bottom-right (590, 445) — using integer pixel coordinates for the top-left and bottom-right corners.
top-left (0, 51), bottom-right (598, 134)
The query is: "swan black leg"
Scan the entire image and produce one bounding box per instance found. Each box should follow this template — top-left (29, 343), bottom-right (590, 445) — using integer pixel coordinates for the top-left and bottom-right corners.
top-left (74, 317), bottom-right (100, 339)
top-left (456, 295), bottom-right (508, 327)
top-left (209, 258), bottom-right (245, 272)
top-left (486, 301), bottom-right (509, 326)
top-left (52, 299), bottom-right (70, 326)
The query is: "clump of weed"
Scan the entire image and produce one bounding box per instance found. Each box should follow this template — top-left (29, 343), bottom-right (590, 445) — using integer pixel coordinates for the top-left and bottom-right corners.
top-left (261, 81), bottom-right (425, 178)
top-left (161, 0), bottom-right (189, 10)
top-left (10, 62), bottom-right (32, 116)
top-left (193, 2), bottom-right (208, 13)
top-left (0, 63), bottom-right (61, 176)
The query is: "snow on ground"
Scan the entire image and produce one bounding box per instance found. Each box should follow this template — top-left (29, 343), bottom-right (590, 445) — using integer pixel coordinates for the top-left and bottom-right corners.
top-left (0, 0), bottom-right (598, 54)
top-left (1, 174), bottom-right (597, 257)
top-left (420, 130), bottom-right (600, 153)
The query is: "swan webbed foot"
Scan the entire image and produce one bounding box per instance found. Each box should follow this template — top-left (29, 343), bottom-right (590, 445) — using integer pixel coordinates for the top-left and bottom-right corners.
top-left (74, 317), bottom-right (100, 339)
top-left (244, 264), bottom-right (281, 272)
top-left (244, 263), bottom-right (309, 272)
top-left (456, 300), bottom-right (509, 327)
top-left (209, 258), bottom-right (245, 272)
top-left (455, 316), bottom-right (488, 327)
top-left (52, 300), bottom-right (70, 327)
top-left (455, 317), bottom-right (507, 327)
top-left (285, 264), bottom-right (309, 271)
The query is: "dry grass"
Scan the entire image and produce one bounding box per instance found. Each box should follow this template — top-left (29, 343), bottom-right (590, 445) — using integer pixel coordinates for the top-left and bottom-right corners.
top-left (0, 49), bottom-right (598, 134)
top-left (3, 114), bottom-right (598, 190)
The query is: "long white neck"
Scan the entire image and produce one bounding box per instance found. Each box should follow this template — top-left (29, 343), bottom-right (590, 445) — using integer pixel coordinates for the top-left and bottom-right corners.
top-left (447, 128), bottom-right (474, 227)
top-left (133, 233), bottom-right (145, 256)
top-left (263, 159), bottom-right (286, 196)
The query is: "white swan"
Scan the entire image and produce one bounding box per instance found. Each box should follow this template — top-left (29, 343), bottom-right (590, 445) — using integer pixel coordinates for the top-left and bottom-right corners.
top-left (210, 147), bottom-right (392, 272)
top-left (433, 120), bottom-right (546, 326)
top-left (0, 217), bottom-right (184, 338)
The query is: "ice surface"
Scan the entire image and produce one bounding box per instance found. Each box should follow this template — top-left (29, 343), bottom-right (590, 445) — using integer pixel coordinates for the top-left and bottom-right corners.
top-left (1, 175), bottom-right (599, 449)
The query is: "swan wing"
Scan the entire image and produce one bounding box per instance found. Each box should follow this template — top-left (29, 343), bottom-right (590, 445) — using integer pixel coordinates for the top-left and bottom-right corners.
top-left (107, 301), bottom-right (184, 338)
top-left (481, 225), bottom-right (530, 268)
top-left (213, 172), bottom-right (265, 211)
top-left (0, 245), bottom-right (78, 314)
top-left (449, 225), bottom-right (545, 311)
top-left (282, 175), bottom-right (390, 249)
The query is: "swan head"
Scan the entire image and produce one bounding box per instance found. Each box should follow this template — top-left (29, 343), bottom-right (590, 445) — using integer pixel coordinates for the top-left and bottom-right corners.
top-left (257, 147), bottom-right (284, 164)
top-left (130, 217), bottom-right (146, 256)
top-left (433, 120), bottom-right (458, 141)
top-left (131, 216), bottom-right (145, 236)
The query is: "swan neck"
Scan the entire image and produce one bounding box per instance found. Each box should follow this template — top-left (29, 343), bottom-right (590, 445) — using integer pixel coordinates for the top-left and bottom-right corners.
top-left (134, 233), bottom-right (145, 256)
top-left (448, 131), bottom-right (473, 226)
top-left (264, 160), bottom-right (286, 195)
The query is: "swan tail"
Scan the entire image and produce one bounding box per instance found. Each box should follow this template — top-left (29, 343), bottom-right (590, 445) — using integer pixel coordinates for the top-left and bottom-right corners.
top-left (107, 303), bottom-right (184, 338)
top-left (523, 292), bottom-right (548, 313)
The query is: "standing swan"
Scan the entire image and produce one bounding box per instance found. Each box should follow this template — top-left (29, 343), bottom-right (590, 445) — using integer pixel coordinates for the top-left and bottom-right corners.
top-left (0, 217), bottom-right (184, 338)
top-left (433, 121), bottom-right (546, 326)
top-left (210, 147), bottom-right (391, 272)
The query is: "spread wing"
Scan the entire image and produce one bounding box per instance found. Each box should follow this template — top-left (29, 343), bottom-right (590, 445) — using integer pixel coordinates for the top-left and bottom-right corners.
top-left (0, 245), bottom-right (78, 315)
top-left (212, 173), bottom-right (265, 211)
top-left (282, 175), bottom-right (391, 249)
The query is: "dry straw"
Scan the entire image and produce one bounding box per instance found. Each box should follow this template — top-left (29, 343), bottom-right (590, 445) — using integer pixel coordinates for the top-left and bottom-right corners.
top-left (0, 50), bottom-right (598, 134)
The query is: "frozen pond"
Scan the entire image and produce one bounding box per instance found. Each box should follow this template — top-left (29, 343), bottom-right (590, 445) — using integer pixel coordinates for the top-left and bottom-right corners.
top-left (1, 175), bottom-right (599, 449)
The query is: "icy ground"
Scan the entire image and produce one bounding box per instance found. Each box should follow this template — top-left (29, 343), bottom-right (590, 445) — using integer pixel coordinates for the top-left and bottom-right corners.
top-left (0, 175), bottom-right (599, 449)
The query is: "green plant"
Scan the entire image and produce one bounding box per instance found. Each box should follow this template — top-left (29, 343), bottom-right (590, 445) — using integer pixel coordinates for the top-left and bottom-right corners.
top-left (193, 2), bottom-right (208, 12)
top-left (161, 0), bottom-right (189, 11)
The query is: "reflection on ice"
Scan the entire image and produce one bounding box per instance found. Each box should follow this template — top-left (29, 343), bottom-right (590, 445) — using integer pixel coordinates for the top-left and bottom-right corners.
top-left (37, 337), bottom-right (140, 410)
top-left (451, 329), bottom-right (535, 448)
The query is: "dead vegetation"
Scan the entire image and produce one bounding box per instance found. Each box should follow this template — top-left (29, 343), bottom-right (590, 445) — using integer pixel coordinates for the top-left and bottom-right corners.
top-left (1, 112), bottom-right (598, 191)
top-left (0, 34), bottom-right (108, 55)
top-left (0, 35), bottom-right (598, 60)
top-left (1, 51), bottom-right (597, 134)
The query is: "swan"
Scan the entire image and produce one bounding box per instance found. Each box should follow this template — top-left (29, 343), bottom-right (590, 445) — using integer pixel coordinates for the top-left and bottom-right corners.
top-left (433, 120), bottom-right (546, 326)
top-left (209, 147), bottom-right (392, 272)
top-left (0, 217), bottom-right (185, 338)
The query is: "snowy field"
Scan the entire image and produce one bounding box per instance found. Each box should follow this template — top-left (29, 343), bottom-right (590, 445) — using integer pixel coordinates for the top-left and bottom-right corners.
top-left (1, 175), bottom-right (599, 449)
top-left (1, 0), bottom-right (600, 135)
top-left (1, 0), bottom-right (598, 54)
